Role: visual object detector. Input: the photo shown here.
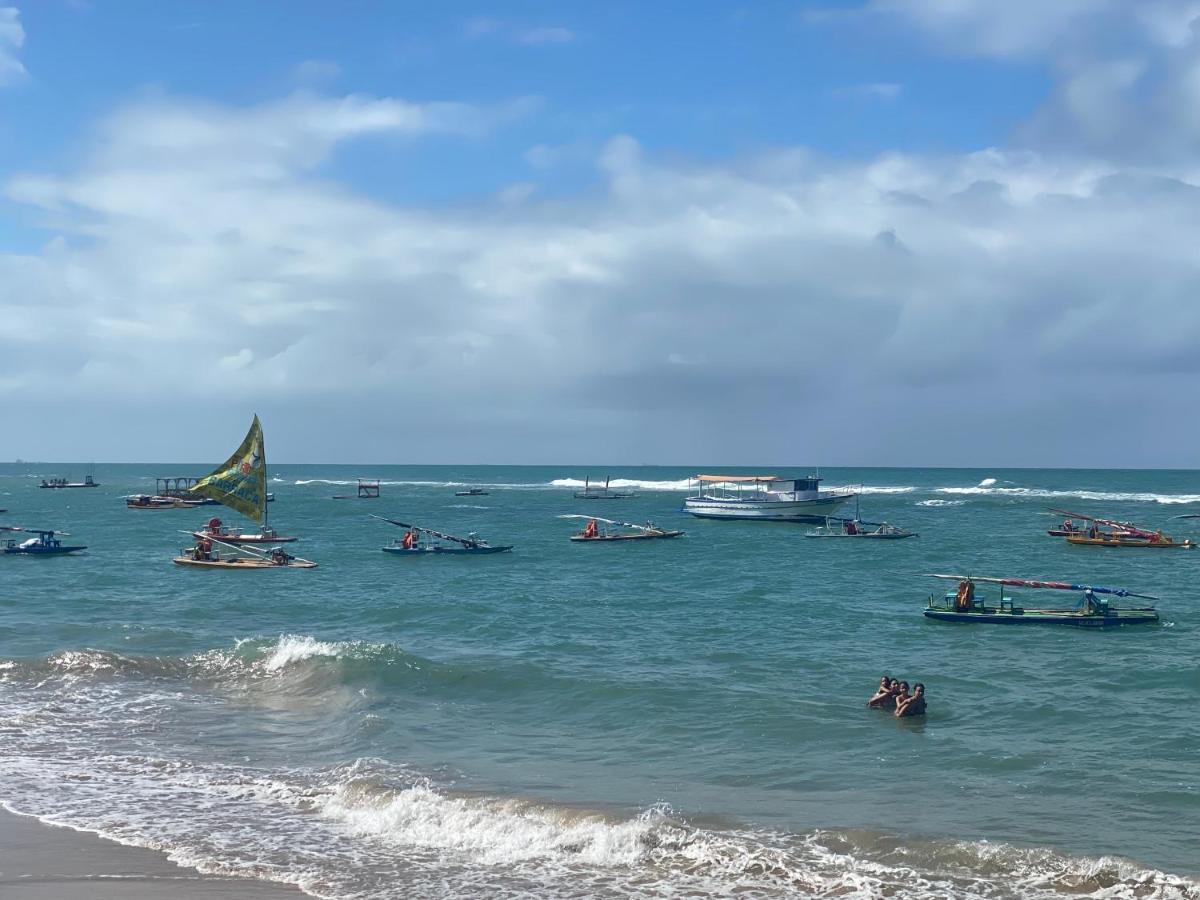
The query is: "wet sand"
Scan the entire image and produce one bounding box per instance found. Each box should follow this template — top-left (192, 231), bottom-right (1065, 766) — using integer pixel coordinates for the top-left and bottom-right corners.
top-left (0, 808), bottom-right (299, 898)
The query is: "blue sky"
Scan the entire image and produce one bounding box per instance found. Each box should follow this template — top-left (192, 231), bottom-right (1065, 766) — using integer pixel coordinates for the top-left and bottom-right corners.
top-left (3, 1), bottom-right (1200, 465)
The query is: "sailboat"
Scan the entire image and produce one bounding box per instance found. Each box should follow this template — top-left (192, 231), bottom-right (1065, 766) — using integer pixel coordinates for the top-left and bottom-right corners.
top-left (559, 514), bottom-right (684, 542)
top-left (374, 515), bottom-right (513, 555)
top-left (173, 416), bottom-right (316, 569)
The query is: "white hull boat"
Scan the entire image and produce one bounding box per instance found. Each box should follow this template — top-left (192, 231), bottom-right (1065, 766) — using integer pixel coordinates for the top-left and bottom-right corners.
top-left (683, 474), bottom-right (854, 522)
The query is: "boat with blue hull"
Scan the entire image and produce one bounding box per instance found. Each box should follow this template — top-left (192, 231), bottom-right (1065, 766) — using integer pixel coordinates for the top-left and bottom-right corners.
top-left (683, 474), bottom-right (854, 522)
top-left (375, 515), bottom-right (512, 555)
top-left (2, 528), bottom-right (87, 555)
top-left (922, 574), bottom-right (1159, 627)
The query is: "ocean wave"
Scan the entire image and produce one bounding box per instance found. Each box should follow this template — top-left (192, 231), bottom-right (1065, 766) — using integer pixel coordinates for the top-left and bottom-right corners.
top-left (917, 499), bottom-right (967, 507)
top-left (933, 486), bottom-right (1200, 504)
top-left (0, 738), bottom-right (1195, 899)
top-left (550, 478), bottom-right (691, 491)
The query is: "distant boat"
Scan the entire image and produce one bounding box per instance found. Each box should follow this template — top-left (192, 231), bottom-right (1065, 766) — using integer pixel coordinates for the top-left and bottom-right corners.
top-left (175, 416), bottom-right (315, 570)
top-left (573, 476), bottom-right (636, 500)
top-left (40, 475), bottom-right (100, 489)
top-left (3, 528), bottom-right (87, 556)
top-left (454, 488), bottom-right (489, 497)
top-left (374, 515), bottom-right (512, 555)
top-left (1049, 508), bottom-right (1194, 548)
top-left (561, 514), bottom-right (684, 542)
top-left (922, 574), bottom-right (1159, 626)
top-left (683, 474), bottom-right (854, 521)
top-left (333, 479), bottom-right (381, 500)
top-left (805, 494), bottom-right (916, 539)
top-left (127, 494), bottom-right (206, 510)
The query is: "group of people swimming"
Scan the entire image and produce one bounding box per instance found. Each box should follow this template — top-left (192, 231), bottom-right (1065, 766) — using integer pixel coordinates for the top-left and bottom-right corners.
top-left (867, 676), bottom-right (926, 717)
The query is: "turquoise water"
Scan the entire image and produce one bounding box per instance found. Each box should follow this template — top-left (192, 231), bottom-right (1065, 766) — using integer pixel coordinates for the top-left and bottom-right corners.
top-left (1, 464), bottom-right (1198, 898)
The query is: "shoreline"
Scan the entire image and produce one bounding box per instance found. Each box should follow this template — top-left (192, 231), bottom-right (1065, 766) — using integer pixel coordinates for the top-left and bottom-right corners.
top-left (0, 807), bottom-right (300, 899)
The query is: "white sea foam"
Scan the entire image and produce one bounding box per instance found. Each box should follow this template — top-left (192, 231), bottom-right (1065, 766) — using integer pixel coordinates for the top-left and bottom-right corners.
top-left (260, 635), bottom-right (349, 673)
top-left (916, 499), bottom-right (966, 507)
top-left (978, 477), bottom-right (998, 487)
top-left (550, 477), bottom-right (693, 491)
top-left (933, 486), bottom-right (1200, 504)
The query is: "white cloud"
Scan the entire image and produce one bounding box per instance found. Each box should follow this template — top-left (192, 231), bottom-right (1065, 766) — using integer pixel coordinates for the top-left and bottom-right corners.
top-left (831, 82), bottom-right (902, 101)
top-left (292, 59), bottom-right (342, 85)
top-left (518, 26), bottom-right (575, 46)
top-left (0, 6), bottom-right (27, 86)
top-left (7, 84), bottom-right (1200, 464)
top-left (465, 17), bottom-right (575, 46)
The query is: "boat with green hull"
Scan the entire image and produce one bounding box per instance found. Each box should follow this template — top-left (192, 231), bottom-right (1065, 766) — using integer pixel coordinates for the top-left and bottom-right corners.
top-left (922, 574), bottom-right (1159, 627)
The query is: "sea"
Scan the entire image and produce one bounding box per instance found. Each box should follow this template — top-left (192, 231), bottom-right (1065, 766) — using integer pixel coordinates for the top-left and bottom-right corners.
top-left (1, 464), bottom-right (1197, 899)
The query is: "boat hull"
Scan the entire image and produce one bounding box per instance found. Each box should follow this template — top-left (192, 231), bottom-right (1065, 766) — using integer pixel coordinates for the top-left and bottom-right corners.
top-left (3, 545), bottom-right (87, 555)
top-left (570, 531), bottom-right (684, 542)
top-left (683, 494), bottom-right (853, 521)
top-left (173, 556), bottom-right (317, 569)
top-left (382, 545), bottom-right (512, 555)
top-left (924, 608), bottom-right (1158, 626)
top-left (1065, 536), bottom-right (1194, 549)
top-left (805, 532), bottom-right (916, 540)
top-left (211, 534), bottom-right (299, 544)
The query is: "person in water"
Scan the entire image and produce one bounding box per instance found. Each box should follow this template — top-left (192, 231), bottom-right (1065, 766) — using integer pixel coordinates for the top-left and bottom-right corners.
top-left (867, 675), bottom-right (894, 709)
top-left (895, 683), bottom-right (926, 717)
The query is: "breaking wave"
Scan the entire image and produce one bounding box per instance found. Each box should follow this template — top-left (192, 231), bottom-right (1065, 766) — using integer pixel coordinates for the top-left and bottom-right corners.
top-left (2, 640), bottom-right (1198, 898)
top-left (933, 486), bottom-right (1200, 504)
top-left (0, 754), bottom-right (1195, 900)
top-left (917, 499), bottom-right (967, 507)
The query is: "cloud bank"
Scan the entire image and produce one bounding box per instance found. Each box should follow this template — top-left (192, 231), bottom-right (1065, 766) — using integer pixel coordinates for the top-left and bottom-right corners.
top-left (3, 4), bottom-right (1200, 465)
top-left (0, 6), bottom-right (26, 85)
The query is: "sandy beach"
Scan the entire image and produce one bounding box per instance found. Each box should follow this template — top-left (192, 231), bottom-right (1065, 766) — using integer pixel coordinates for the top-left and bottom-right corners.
top-left (0, 808), bottom-right (298, 899)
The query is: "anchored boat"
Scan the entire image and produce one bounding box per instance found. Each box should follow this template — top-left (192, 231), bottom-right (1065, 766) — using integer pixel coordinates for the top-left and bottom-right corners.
top-left (1049, 509), bottom-right (1194, 548)
top-left (454, 488), bottom-right (490, 497)
top-left (683, 474), bottom-right (854, 522)
top-left (561, 515), bottom-right (684, 542)
top-left (573, 476), bottom-right (637, 500)
top-left (922, 574), bottom-right (1159, 626)
top-left (2, 527), bottom-right (86, 556)
top-left (375, 515), bottom-right (512, 555)
top-left (806, 517), bottom-right (917, 539)
top-left (40, 474), bottom-right (99, 489)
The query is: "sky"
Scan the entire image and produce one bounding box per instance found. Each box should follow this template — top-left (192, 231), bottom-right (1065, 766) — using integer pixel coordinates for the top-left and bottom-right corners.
top-left (2, 1), bottom-right (1200, 467)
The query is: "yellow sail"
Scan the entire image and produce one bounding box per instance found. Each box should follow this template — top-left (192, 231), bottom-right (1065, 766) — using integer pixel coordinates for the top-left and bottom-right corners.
top-left (189, 415), bottom-right (267, 522)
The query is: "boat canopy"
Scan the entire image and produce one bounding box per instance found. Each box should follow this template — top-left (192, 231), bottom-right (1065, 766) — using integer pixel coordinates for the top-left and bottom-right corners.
top-left (924, 574), bottom-right (1157, 600)
top-left (694, 474), bottom-right (779, 483)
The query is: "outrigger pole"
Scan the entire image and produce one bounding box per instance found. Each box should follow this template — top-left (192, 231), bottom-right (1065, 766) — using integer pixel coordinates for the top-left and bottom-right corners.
top-left (370, 515), bottom-right (477, 547)
top-left (557, 514), bottom-right (660, 532)
top-left (923, 574), bottom-right (1158, 601)
top-left (180, 530), bottom-right (288, 560)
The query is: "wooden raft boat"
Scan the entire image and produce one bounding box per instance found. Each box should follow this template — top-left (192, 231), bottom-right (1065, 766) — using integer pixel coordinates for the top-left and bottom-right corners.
top-left (922, 574), bottom-right (1159, 627)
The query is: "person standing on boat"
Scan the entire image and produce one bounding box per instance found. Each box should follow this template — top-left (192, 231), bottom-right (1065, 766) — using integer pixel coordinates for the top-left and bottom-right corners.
top-left (583, 519), bottom-right (598, 539)
top-left (402, 530), bottom-right (418, 550)
top-left (896, 683), bottom-right (926, 717)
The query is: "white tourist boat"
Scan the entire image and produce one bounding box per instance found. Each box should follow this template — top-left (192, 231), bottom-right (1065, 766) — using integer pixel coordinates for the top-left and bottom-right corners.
top-left (682, 474), bottom-right (855, 522)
